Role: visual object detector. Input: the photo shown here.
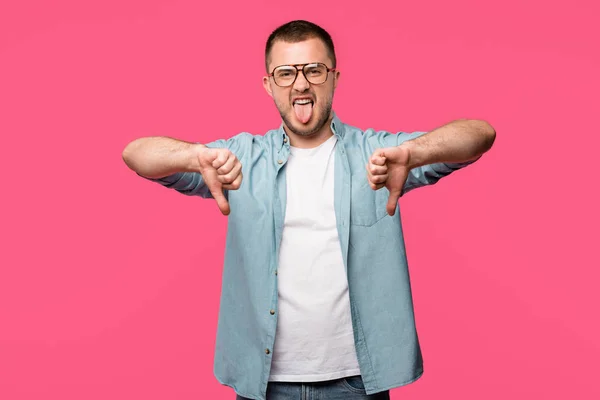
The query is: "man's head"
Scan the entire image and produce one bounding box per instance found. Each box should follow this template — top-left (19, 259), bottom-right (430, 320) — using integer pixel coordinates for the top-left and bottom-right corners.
top-left (263, 20), bottom-right (340, 138)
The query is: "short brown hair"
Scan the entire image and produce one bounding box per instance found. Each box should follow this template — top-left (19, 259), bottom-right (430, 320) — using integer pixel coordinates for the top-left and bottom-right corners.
top-left (265, 20), bottom-right (336, 72)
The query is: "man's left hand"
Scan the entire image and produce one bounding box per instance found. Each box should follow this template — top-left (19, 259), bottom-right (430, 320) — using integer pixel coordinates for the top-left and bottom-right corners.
top-left (366, 145), bottom-right (411, 216)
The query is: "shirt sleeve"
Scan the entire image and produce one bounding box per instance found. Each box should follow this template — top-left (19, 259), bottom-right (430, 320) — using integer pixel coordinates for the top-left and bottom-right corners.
top-left (395, 131), bottom-right (479, 196)
top-left (139, 135), bottom-right (245, 198)
top-left (367, 129), bottom-right (478, 196)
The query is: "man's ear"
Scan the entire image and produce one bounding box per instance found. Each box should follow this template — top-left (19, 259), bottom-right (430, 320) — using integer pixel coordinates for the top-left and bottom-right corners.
top-left (333, 70), bottom-right (340, 89)
top-left (263, 76), bottom-right (273, 98)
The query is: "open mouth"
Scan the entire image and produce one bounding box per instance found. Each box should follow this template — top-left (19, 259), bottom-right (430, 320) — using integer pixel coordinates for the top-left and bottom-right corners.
top-left (293, 98), bottom-right (314, 124)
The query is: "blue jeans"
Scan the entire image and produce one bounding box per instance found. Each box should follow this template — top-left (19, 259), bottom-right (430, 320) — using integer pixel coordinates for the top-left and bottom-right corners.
top-left (236, 375), bottom-right (391, 400)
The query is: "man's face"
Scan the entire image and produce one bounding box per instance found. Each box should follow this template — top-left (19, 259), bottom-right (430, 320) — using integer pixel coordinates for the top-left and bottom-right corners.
top-left (263, 38), bottom-right (339, 137)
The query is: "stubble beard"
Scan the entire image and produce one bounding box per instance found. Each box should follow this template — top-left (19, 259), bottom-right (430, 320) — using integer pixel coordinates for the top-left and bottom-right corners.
top-left (277, 97), bottom-right (333, 137)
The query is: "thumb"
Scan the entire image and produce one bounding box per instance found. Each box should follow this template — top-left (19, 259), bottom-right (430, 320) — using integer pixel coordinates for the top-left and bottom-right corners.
top-left (203, 167), bottom-right (231, 216)
top-left (212, 189), bottom-right (231, 216)
top-left (386, 188), bottom-right (401, 216)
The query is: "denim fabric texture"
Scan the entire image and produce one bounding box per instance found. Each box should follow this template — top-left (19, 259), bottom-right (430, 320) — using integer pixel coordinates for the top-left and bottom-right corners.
top-left (236, 375), bottom-right (391, 400)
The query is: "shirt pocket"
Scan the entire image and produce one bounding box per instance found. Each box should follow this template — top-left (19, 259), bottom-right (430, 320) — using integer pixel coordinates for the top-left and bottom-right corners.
top-left (350, 178), bottom-right (389, 227)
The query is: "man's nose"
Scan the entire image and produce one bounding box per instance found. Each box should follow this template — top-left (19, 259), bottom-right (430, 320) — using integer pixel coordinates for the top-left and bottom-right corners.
top-left (293, 70), bottom-right (310, 92)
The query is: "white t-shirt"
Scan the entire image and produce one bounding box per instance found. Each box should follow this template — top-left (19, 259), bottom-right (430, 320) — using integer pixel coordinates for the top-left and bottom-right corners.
top-left (268, 135), bottom-right (361, 382)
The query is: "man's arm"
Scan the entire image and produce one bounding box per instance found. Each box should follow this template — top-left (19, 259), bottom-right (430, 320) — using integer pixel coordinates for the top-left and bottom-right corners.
top-left (398, 119), bottom-right (495, 196)
top-left (367, 119), bottom-right (496, 215)
top-left (400, 119), bottom-right (495, 169)
top-left (122, 136), bottom-right (204, 179)
top-left (122, 136), bottom-right (243, 215)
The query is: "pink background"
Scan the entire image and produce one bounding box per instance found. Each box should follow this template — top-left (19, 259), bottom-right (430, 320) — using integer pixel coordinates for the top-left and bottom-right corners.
top-left (1, 0), bottom-right (598, 399)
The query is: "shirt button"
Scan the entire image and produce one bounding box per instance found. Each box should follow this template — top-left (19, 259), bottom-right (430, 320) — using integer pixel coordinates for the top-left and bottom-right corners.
top-left (275, 270), bottom-right (278, 275)
top-left (283, 137), bottom-right (288, 143)
top-left (270, 309), bottom-right (275, 315)
top-left (277, 159), bottom-right (283, 164)
top-left (265, 348), bottom-right (271, 355)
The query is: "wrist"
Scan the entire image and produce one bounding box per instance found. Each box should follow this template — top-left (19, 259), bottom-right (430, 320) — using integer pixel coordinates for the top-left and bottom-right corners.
top-left (186, 143), bottom-right (207, 172)
top-left (400, 141), bottom-right (424, 170)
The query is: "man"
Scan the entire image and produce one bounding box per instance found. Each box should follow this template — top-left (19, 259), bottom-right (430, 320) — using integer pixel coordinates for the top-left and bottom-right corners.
top-left (122, 20), bottom-right (495, 400)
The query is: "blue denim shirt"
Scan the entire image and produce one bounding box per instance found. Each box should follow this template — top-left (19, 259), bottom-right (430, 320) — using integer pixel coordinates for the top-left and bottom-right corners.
top-left (144, 113), bottom-right (475, 399)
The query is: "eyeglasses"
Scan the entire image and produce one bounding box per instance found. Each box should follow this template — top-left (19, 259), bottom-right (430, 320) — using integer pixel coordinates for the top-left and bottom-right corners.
top-left (269, 62), bottom-right (337, 87)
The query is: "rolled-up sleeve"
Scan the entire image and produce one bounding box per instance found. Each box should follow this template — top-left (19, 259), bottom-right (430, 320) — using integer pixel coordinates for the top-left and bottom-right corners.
top-left (140, 137), bottom-right (239, 198)
top-left (368, 129), bottom-right (477, 196)
top-left (395, 131), bottom-right (478, 195)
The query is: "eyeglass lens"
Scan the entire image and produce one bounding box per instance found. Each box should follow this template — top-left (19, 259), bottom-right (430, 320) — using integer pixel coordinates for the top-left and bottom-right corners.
top-left (273, 63), bottom-right (329, 86)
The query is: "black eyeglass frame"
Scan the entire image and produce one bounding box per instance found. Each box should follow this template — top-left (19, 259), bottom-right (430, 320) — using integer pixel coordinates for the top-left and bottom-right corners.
top-left (268, 62), bottom-right (337, 87)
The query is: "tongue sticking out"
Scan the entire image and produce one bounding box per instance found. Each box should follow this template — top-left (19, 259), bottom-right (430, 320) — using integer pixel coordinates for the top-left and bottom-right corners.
top-left (294, 103), bottom-right (313, 124)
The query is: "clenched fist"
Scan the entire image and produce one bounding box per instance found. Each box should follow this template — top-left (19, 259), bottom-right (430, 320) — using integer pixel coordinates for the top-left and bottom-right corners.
top-left (366, 145), bottom-right (411, 216)
top-left (197, 147), bottom-right (243, 216)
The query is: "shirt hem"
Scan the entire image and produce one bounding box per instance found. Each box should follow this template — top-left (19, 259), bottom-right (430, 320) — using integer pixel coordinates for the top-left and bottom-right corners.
top-left (215, 373), bottom-right (262, 400)
top-left (365, 369), bottom-right (424, 395)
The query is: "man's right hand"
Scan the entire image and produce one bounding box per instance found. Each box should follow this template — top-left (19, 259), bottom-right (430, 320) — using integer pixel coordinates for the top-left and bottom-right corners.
top-left (197, 147), bottom-right (243, 216)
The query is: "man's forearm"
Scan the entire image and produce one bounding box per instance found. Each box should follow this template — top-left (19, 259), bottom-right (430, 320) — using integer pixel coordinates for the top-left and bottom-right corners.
top-left (122, 136), bottom-right (205, 179)
top-left (402, 119), bottom-right (496, 169)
